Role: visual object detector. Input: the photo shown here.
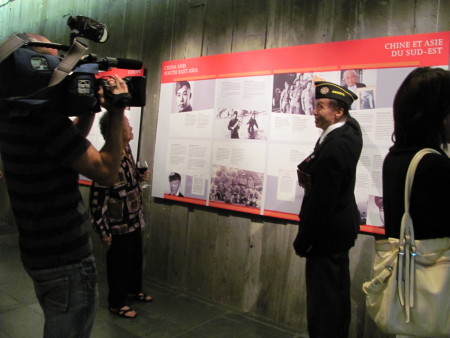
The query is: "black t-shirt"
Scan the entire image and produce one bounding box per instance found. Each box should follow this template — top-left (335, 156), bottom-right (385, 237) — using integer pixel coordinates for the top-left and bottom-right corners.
top-left (383, 146), bottom-right (450, 239)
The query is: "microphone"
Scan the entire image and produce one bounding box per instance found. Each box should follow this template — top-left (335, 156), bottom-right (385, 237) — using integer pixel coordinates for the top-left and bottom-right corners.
top-left (98, 57), bottom-right (143, 70)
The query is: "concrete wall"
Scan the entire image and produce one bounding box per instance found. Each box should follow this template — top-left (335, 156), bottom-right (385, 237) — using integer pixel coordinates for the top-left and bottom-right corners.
top-left (1, 1), bottom-right (448, 336)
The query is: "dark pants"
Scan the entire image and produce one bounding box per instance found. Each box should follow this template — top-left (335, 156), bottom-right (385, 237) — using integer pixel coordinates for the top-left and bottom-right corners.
top-left (106, 228), bottom-right (143, 309)
top-left (305, 251), bottom-right (351, 338)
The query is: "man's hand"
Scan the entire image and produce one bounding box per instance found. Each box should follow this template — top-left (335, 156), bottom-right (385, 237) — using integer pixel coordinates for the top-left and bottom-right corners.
top-left (72, 113), bottom-right (95, 137)
top-left (71, 74), bottom-right (127, 186)
top-left (98, 74), bottom-right (129, 112)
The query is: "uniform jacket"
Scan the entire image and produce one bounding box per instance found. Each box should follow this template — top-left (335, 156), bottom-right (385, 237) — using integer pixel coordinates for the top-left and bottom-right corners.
top-left (293, 116), bottom-right (363, 257)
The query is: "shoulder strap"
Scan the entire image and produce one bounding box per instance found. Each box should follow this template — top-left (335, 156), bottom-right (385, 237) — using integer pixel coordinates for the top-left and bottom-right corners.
top-left (0, 35), bottom-right (88, 109)
top-left (1, 33), bottom-right (87, 88)
top-left (397, 147), bottom-right (441, 323)
top-left (0, 33), bottom-right (31, 64)
top-left (48, 38), bottom-right (87, 87)
top-left (402, 148), bottom-right (441, 237)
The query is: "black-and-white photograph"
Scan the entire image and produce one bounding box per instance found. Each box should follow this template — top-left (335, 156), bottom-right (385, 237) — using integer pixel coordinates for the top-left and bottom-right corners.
top-left (209, 165), bottom-right (264, 208)
top-left (174, 81), bottom-right (193, 112)
top-left (340, 69), bottom-right (366, 90)
top-left (171, 79), bottom-right (216, 113)
top-left (367, 194), bottom-right (384, 226)
top-left (272, 72), bottom-right (314, 115)
top-left (168, 171), bottom-right (184, 197)
top-left (340, 69), bottom-right (366, 110)
top-left (358, 88), bottom-right (376, 110)
top-left (272, 73), bottom-right (297, 113)
top-left (216, 108), bottom-right (268, 140)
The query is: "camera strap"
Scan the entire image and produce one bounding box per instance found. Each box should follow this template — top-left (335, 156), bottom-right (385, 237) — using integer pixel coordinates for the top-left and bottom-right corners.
top-left (0, 33), bottom-right (31, 64)
top-left (0, 34), bottom-right (88, 110)
top-left (0, 33), bottom-right (87, 88)
top-left (48, 38), bottom-right (87, 87)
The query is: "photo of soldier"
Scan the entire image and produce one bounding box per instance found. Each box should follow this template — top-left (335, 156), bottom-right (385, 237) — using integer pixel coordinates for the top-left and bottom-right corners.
top-left (289, 80), bottom-right (301, 114)
top-left (228, 111), bottom-right (241, 139)
top-left (359, 89), bottom-right (375, 109)
top-left (216, 108), bottom-right (267, 140)
top-left (272, 73), bottom-right (297, 113)
top-left (301, 80), bottom-right (314, 115)
top-left (280, 81), bottom-right (291, 113)
top-left (272, 87), bottom-right (281, 110)
top-left (246, 112), bottom-right (259, 138)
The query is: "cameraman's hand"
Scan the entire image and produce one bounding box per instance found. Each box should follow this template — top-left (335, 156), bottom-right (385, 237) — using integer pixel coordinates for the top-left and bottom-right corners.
top-left (109, 74), bottom-right (128, 95)
top-left (98, 74), bottom-right (129, 112)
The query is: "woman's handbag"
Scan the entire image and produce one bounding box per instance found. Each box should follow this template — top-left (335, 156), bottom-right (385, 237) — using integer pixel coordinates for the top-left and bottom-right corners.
top-left (362, 148), bottom-right (450, 336)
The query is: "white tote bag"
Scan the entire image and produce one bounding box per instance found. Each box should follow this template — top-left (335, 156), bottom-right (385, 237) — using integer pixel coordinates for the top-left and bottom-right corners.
top-left (363, 148), bottom-right (450, 336)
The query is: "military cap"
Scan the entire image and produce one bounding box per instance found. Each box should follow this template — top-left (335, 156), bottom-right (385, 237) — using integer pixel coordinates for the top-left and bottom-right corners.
top-left (315, 81), bottom-right (358, 109)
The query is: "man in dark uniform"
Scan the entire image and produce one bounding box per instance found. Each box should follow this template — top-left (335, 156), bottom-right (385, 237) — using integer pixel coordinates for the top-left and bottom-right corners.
top-left (293, 81), bottom-right (362, 338)
top-left (228, 111), bottom-right (240, 139)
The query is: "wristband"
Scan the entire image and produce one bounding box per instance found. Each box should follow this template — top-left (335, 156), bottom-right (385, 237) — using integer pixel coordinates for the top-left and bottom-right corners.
top-left (107, 92), bottom-right (132, 108)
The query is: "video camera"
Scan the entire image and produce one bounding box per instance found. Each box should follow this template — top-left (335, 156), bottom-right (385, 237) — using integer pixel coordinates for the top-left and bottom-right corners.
top-left (0, 16), bottom-right (146, 116)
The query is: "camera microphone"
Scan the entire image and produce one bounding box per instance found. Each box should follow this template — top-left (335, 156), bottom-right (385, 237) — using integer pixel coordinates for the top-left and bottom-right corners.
top-left (98, 57), bottom-right (143, 70)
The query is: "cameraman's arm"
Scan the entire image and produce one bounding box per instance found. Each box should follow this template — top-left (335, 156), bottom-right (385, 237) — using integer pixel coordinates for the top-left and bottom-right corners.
top-left (71, 75), bottom-right (127, 186)
top-left (73, 113), bottom-right (95, 138)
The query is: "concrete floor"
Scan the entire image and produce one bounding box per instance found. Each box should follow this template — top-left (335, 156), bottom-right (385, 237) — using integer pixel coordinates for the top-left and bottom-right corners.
top-left (0, 222), bottom-right (306, 338)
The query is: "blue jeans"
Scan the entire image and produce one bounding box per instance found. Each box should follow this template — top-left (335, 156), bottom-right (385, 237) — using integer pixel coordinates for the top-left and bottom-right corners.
top-left (25, 255), bottom-right (99, 338)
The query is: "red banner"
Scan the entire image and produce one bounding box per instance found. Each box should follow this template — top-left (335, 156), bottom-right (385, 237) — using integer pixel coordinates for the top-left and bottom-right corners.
top-left (161, 32), bottom-right (449, 83)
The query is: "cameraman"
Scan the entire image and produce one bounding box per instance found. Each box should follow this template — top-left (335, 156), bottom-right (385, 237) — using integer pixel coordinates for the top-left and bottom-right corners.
top-left (0, 33), bottom-right (128, 338)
